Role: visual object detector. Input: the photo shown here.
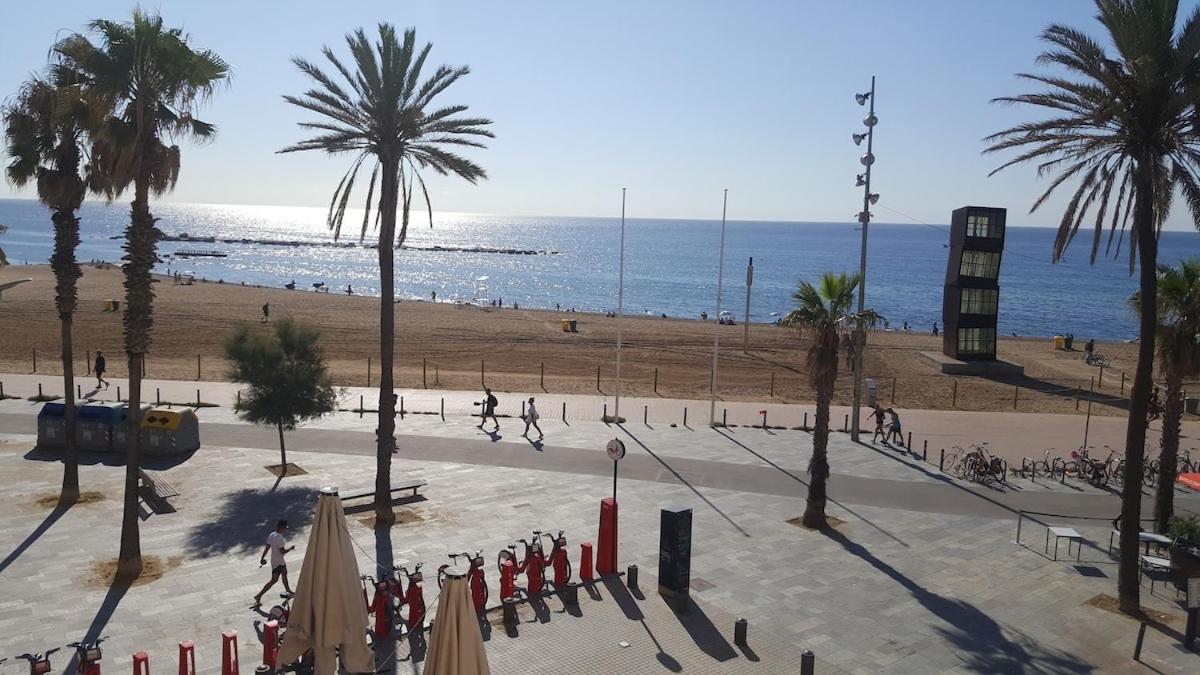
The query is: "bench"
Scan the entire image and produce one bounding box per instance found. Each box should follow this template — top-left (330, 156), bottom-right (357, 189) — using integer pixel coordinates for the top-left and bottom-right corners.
top-left (1045, 526), bottom-right (1082, 562)
top-left (340, 480), bottom-right (427, 504)
top-left (138, 468), bottom-right (180, 511)
top-left (1139, 555), bottom-right (1174, 597)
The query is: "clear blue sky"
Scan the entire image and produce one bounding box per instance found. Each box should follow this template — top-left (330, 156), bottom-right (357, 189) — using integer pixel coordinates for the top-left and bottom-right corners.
top-left (2, 0), bottom-right (1199, 229)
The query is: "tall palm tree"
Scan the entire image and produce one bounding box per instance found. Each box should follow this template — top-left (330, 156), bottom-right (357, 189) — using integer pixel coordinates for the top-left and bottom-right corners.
top-left (780, 272), bottom-right (877, 528)
top-left (52, 11), bottom-right (228, 576)
top-left (1132, 260), bottom-right (1200, 532)
top-left (282, 24), bottom-right (492, 525)
top-left (985, 0), bottom-right (1200, 614)
top-left (4, 75), bottom-right (102, 506)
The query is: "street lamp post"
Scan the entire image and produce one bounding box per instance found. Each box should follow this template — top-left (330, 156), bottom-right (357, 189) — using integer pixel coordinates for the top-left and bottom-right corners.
top-left (709, 189), bottom-right (729, 426)
top-left (615, 188), bottom-right (626, 419)
top-left (850, 77), bottom-right (879, 442)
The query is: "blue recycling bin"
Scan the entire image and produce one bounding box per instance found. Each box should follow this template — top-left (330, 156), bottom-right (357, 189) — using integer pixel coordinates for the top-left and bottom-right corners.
top-left (36, 402), bottom-right (68, 449)
top-left (77, 403), bottom-right (120, 451)
top-left (111, 404), bottom-right (151, 452)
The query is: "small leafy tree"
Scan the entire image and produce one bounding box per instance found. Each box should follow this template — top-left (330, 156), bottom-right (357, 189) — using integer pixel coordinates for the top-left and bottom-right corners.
top-left (224, 318), bottom-right (338, 475)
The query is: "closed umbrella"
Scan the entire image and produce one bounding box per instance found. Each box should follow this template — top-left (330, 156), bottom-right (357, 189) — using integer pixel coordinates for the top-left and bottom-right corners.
top-left (277, 487), bottom-right (373, 674)
top-left (423, 566), bottom-right (490, 675)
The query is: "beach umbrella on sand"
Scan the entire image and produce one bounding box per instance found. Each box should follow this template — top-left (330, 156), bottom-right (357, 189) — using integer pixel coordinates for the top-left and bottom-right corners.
top-left (277, 487), bottom-right (373, 675)
top-left (423, 566), bottom-right (490, 675)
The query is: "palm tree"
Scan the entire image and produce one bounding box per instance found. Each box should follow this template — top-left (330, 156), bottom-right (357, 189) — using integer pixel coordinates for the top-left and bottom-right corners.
top-left (1132, 260), bottom-right (1200, 532)
top-left (985, 0), bottom-right (1200, 614)
top-left (780, 272), bottom-right (878, 528)
top-left (4, 75), bottom-right (102, 506)
top-left (52, 11), bottom-right (228, 577)
top-left (282, 25), bottom-right (492, 525)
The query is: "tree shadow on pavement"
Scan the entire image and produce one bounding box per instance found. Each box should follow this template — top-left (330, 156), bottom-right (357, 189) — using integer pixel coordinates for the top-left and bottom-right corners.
top-left (0, 504), bottom-right (68, 576)
top-left (65, 575), bottom-right (132, 674)
top-left (183, 486), bottom-right (318, 558)
top-left (822, 527), bottom-right (1093, 674)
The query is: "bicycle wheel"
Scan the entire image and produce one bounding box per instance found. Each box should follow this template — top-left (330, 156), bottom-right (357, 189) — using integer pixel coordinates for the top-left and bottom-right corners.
top-left (1051, 459), bottom-right (1066, 482)
top-left (564, 557), bottom-right (573, 584)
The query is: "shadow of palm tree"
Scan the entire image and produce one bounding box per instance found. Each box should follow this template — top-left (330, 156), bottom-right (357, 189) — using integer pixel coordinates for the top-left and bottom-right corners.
top-left (821, 527), bottom-right (1093, 673)
top-left (0, 504), bottom-right (69, 576)
top-left (183, 486), bottom-right (319, 558)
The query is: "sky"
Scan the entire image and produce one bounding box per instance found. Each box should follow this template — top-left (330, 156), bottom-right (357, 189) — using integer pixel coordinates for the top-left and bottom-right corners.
top-left (2, 0), bottom-right (1200, 229)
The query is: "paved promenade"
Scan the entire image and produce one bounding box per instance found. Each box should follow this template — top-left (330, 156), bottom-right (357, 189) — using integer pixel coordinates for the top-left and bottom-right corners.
top-left (1, 392), bottom-right (1199, 672)
top-left (2, 371), bottom-right (1194, 463)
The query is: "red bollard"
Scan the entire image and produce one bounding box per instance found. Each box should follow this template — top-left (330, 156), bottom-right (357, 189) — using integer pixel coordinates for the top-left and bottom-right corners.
top-left (261, 621), bottom-right (279, 670)
top-left (579, 542), bottom-right (595, 582)
top-left (500, 559), bottom-right (516, 600)
top-left (221, 631), bottom-right (238, 675)
top-left (178, 641), bottom-right (195, 675)
top-left (133, 651), bottom-right (150, 675)
top-left (597, 497), bottom-right (619, 575)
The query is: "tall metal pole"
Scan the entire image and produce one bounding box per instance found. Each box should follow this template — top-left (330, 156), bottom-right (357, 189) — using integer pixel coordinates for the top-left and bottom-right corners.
top-left (615, 188), bottom-right (626, 418)
top-left (743, 257), bottom-right (753, 353)
top-left (710, 189), bottom-right (729, 426)
top-left (850, 76), bottom-right (876, 442)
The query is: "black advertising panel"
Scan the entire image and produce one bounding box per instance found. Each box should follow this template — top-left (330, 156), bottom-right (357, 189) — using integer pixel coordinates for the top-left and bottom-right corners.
top-left (658, 507), bottom-right (693, 598)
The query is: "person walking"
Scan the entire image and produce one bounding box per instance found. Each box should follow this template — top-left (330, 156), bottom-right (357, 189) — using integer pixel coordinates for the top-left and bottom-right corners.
top-left (478, 387), bottom-right (500, 431)
top-left (932, 322), bottom-right (939, 337)
top-left (254, 519), bottom-right (295, 606)
top-left (523, 396), bottom-right (543, 439)
top-left (887, 408), bottom-right (903, 446)
top-left (871, 404), bottom-right (887, 443)
top-left (1084, 338), bottom-right (1095, 362)
top-left (94, 351), bottom-right (109, 389)
top-left (261, 302), bottom-right (270, 323)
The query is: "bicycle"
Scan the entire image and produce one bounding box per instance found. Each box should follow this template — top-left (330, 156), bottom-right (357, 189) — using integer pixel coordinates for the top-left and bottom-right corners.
top-left (1071, 446), bottom-right (1108, 487)
top-left (394, 563), bottom-right (426, 634)
top-left (543, 529), bottom-right (573, 587)
top-left (17, 649), bottom-right (58, 675)
top-left (68, 637), bottom-right (107, 675)
top-left (498, 530), bottom-right (550, 597)
top-left (438, 550), bottom-right (488, 612)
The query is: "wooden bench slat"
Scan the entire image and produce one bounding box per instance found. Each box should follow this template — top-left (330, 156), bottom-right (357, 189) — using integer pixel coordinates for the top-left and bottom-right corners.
top-left (139, 468), bottom-right (181, 499)
top-left (340, 480), bottom-right (427, 502)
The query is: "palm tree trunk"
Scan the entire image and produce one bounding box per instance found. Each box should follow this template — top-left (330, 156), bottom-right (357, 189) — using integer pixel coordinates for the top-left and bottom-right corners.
top-left (802, 346), bottom-right (834, 528)
top-left (1155, 369), bottom-right (1182, 533)
top-left (278, 421), bottom-right (288, 476)
top-left (52, 209), bottom-right (82, 506)
top-left (1117, 166), bottom-right (1158, 614)
top-left (117, 176), bottom-right (157, 578)
top-left (374, 157), bottom-right (399, 526)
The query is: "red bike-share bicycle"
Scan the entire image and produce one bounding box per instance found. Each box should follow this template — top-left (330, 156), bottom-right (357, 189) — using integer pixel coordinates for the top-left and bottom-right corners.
top-left (496, 529), bottom-right (572, 599)
top-left (16, 648), bottom-right (58, 675)
top-left (438, 550), bottom-right (489, 611)
top-left (394, 563), bottom-right (427, 635)
top-left (69, 638), bottom-right (107, 675)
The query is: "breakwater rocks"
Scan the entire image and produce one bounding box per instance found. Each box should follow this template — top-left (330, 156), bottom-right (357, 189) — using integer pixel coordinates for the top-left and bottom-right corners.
top-left (133, 233), bottom-right (557, 256)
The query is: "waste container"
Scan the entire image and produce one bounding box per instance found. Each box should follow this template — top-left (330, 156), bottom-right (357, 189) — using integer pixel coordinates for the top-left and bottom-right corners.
top-left (866, 378), bottom-right (877, 407)
top-left (561, 319), bottom-right (570, 332)
top-left (141, 407), bottom-right (200, 455)
top-left (1187, 397), bottom-right (1199, 415)
top-left (36, 402), bottom-right (68, 449)
top-left (569, 319), bottom-right (578, 333)
top-left (77, 403), bottom-right (120, 451)
top-left (111, 403), bottom-right (151, 452)
top-left (1054, 335), bottom-right (1065, 350)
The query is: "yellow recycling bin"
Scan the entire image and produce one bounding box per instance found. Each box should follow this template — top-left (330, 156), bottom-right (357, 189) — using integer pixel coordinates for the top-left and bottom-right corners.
top-left (1053, 335), bottom-right (1065, 350)
top-left (562, 319), bottom-right (570, 332)
top-left (141, 407), bottom-right (201, 455)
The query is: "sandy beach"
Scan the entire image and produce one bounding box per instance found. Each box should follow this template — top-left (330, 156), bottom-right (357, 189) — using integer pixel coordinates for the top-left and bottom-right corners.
top-left (0, 264), bottom-right (1161, 416)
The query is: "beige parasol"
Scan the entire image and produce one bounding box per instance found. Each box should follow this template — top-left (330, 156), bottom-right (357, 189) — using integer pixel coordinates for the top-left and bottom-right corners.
top-left (423, 566), bottom-right (491, 675)
top-left (277, 487), bottom-right (374, 675)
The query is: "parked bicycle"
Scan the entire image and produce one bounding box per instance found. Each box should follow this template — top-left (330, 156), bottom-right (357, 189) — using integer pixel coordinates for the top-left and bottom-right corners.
top-left (438, 550), bottom-right (488, 612)
top-left (17, 649), bottom-right (58, 675)
top-left (1014, 449), bottom-right (1066, 481)
top-left (498, 530), bottom-right (550, 597)
top-left (1071, 446), bottom-right (1109, 487)
top-left (950, 443), bottom-right (1006, 484)
top-left (394, 563), bottom-right (426, 634)
top-left (68, 638), bottom-right (107, 675)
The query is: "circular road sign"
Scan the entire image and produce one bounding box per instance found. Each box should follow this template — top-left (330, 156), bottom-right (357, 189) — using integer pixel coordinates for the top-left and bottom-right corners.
top-left (606, 438), bottom-right (626, 461)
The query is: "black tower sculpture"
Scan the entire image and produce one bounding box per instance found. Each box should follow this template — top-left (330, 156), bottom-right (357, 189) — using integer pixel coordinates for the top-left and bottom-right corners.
top-left (943, 206), bottom-right (1006, 361)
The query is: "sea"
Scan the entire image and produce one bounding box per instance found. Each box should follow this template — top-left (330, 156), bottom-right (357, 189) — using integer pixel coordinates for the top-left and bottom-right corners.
top-left (3, 198), bottom-right (1199, 341)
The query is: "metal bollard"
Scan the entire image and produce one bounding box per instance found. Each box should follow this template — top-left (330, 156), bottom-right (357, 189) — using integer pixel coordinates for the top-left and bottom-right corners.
top-left (1133, 622), bottom-right (1147, 661)
top-left (562, 583), bottom-right (579, 607)
top-left (723, 408), bottom-right (727, 426)
top-left (803, 412), bottom-right (807, 430)
top-left (441, 397), bottom-right (445, 421)
top-left (38, 383), bottom-right (43, 398)
top-left (502, 597), bottom-right (519, 626)
top-left (734, 618), bottom-right (748, 646)
top-left (179, 640), bottom-right (196, 675)
top-left (196, 389), bottom-right (201, 406)
top-left (627, 564), bottom-right (638, 589)
top-left (907, 431), bottom-right (911, 448)
top-left (939, 448), bottom-right (945, 471)
top-left (156, 387), bottom-right (161, 405)
top-left (683, 407), bottom-right (688, 426)
top-left (359, 395), bottom-right (364, 418)
top-left (644, 405), bottom-right (648, 425)
top-left (400, 396), bottom-right (404, 417)
top-left (222, 630), bottom-right (239, 675)
top-left (117, 385), bottom-right (121, 401)
top-left (800, 650), bottom-right (815, 675)
top-left (133, 651), bottom-right (150, 675)
top-left (77, 384), bottom-right (82, 399)
top-left (522, 400), bottom-right (526, 418)
top-left (562, 401), bottom-right (567, 421)
top-left (923, 440), bottom-right (928, 461)
top-left (843, 414), bottom-right (848, 432)
top-left (603, 403), bottom-right (608, 421)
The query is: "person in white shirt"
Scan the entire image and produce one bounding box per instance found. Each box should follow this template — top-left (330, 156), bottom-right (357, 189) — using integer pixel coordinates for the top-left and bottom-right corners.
top-left (254, 519), bottom-right (295, 606)
top-left (523, 396), bottom-right (543, 440)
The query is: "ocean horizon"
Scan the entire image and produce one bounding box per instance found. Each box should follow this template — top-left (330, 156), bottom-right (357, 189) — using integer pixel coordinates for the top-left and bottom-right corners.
top-left (3, 197), bottom-right (1199, 341)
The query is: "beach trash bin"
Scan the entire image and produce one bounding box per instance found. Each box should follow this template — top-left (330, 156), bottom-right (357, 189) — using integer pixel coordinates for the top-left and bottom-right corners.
top-left (569, 319), bottom-right (578, 332)
top-left (141, 407), bottom-right (201, 455)
top-left (111, 403), bottom-right (152, 452)
top-left (37, 402), bottom-right (67, 449)
top-left (561, 319), bottom-right (570, 332)
top-left (77, 403), bottom-right (120, 451)
top-left (1187, 397), bottom-right (1199, 415)
top-left (1054, 335), bottom-right (1065, 350)
top-left (865, 378), bottom-right (877, 407)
